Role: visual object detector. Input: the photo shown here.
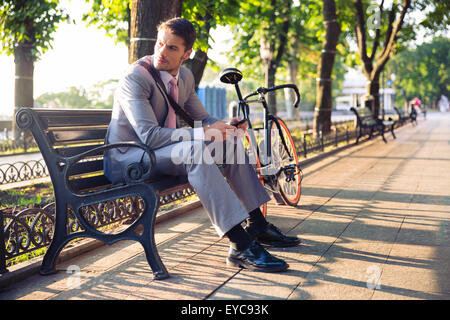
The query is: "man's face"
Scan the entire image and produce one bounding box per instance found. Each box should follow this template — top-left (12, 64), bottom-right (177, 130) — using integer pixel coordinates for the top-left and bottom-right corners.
top-left (154, 29), bottom-right (192, 76)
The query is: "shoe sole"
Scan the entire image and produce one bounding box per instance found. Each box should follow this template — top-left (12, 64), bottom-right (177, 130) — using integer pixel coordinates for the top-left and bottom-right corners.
top-left (255, 240), bottom-right (302, 248)
top-left (226, 257), bottom-right (289, 273)
top-left (259, 240), bottom-right (301, 248)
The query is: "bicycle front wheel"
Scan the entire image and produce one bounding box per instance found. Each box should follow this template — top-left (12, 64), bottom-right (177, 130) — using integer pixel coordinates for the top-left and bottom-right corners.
top-left (269, 118), bottom-right (302, 206)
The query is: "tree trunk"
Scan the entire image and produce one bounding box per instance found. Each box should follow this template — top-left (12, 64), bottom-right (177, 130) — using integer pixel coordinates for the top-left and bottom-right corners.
top-left (13, 42), bottom-right (34, 140)
top-left (259, 0), bottom-right (291, 116)
top-left (184, 50), bottom-right (208, 91)
top-left (354, 0), bottom-right (411, 118)
top-left (288, 58), bottom-right (298, 87)
top-left (183, 11), bottom-right (213, 91)
top-left (287, 41), bottom-right (300, 120)
top-left (367, 76), bottom-right (381, 117)
top-left (313, 0), bottom-right (341, 135)
top-left (260, 37), bottom-right (277, 115)
top-left (265, 61), bottom-right (277, 116)
top-left (128, 0), bottom-right (182, 64)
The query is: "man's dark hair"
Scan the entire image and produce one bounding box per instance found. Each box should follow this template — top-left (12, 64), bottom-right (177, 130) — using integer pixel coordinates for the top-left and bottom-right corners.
top-left (157, 17), bottom-right (196, 51)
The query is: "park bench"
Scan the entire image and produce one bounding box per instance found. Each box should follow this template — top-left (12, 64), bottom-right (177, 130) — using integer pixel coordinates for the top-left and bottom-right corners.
top-left (15, 108), bottom-right (195, 280)
top-left (394, 106), bottom-right (417, 126)
top-left (350, 106), bottom-right (396, 144)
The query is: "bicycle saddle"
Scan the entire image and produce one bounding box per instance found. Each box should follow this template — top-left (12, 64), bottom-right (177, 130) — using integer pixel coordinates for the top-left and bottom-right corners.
top-left (219, 67), bottom-right (242, 84)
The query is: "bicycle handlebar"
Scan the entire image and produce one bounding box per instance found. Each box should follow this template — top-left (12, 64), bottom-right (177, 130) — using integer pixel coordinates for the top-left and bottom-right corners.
top-left (243, 84), bottom-right (301, 108)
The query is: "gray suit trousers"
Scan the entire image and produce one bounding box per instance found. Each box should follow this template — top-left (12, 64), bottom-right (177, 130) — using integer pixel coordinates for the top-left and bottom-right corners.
top-left (144, 138), bottom-right (270, 237)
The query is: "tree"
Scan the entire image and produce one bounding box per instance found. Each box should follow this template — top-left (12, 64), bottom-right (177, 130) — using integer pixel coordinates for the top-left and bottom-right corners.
top-left (0, 0), bottom-right (67, 138)
top-left (182, 0), bottom-right (239, 90)
top-left (353, 0), bottom-right (412, 117)
top-left (82, 0), bottom-right (131, 59)
top-left (260, 0), bottom-right (292, 116)
top-left (228, 0), bottom-right (293, 115)
top-left (386, 37), bottom-right (450, 109)
top-left (313, 0), bottom-right (342, 135)
top-left (417, 1), bottom-right (450, 34)
top-left (351, 0), bottom-right (450, 117)
top-left (82, 0), bottom-right (131, 46)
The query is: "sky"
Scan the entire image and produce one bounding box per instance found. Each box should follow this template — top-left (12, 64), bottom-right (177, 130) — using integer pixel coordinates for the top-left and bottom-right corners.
top-left (0, 0), bottom-right (231, 118)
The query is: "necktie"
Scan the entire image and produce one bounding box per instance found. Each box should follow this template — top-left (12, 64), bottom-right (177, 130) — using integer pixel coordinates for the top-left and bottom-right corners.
top-left (167, 77), bottom-right (178, 128)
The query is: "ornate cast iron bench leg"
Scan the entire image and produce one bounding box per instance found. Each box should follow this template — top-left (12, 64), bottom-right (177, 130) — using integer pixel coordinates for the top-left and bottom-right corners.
top-left (40, 202), bottom-right (71, 275)
top-left (133, 193), bottom-right (170, 280)
top-left (40, 191), bottom-right (169, 280)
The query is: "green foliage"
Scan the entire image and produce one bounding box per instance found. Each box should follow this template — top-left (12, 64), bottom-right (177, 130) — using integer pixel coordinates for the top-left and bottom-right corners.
top-left (0, 0), bottom-right (68, 60)
top-left (79, 0), bottom-right (448, 114)
top-left (227, 0), bottom-right (293, 79)
top-left (83, 0), bottom-right (130, 44)
top-left (415, 0), bottom-right (450, 34)
top-left (286, 1), bottom-right (322, 76)
top-left (386, 37), bottom-right (450, 107)
top-left (183, 0), bottom-right (239, 54)
top-left (343, 0), bottom-right (449, 70)
top-left (0, 183), bottom-right (54, 209)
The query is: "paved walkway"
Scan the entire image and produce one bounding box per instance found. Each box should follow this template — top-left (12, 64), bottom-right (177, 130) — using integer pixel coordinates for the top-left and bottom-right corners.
top-left (1, 112), bottom-right (449, 300)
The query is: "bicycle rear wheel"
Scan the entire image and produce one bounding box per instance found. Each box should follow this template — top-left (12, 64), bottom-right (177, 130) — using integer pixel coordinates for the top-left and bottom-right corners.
top-left (243, 131), bottom-right (268, 217)
top-left (269, 118), bottom-right (302, 206)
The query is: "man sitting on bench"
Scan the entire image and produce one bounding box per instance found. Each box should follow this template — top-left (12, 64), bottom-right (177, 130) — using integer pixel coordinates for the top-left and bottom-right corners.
top-left (104, 17), bottom-right (300, 273)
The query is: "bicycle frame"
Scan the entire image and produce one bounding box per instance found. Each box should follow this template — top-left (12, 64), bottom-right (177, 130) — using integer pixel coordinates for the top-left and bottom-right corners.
top-left (220, 67), bottom-right (302, 207)
top-left (236, 85), bottom-right (299, 176)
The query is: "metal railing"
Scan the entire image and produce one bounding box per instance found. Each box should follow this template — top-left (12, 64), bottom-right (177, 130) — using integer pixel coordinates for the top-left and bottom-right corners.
top-left (0, 186), bottom-right (196, 273)
top-left (0, 160), bottom-right (48, 185)
top-left (300, 122), bottom-right (357, 157)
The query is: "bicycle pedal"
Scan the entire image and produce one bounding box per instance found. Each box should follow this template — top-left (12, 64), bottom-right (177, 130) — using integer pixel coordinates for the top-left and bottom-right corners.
top-left (283, 165), bottom-right (297, 182)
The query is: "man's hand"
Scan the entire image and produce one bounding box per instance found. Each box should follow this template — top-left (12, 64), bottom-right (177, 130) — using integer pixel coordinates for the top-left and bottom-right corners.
top-left (230, 117), bottom-right (248, 131)
top-left (203, 121), bottom-right (237, 141)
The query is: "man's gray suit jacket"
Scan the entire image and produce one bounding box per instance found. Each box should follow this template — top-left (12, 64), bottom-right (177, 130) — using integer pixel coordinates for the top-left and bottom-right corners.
top-left (104, 55), bottom-right (217, 183)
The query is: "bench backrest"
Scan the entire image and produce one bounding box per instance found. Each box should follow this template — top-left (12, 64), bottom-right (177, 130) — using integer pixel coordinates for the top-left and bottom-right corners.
top-left (16, 108), bottom-right (112, 194)
top-left (16, 108), bottom-right (191, 201)
top-left (350, 107), bottom-right (377, 126)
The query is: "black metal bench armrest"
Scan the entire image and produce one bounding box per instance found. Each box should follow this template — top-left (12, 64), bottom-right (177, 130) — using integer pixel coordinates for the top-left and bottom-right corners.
top-left (65, 142), bottom-right (156, 187)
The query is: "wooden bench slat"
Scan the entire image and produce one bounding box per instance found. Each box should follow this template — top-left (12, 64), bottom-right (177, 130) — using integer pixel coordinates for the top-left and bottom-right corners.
top-left (68, 174), bottom-right (112, 193)
top-left (69, 173), bottom-right (190, 196)
top-left (47, 128), bottom-right (107, 146)
top-left (67, 159), bottom-right (104, 177)
top-left (35, 109), bottom-right (111, 129)
top-left (56, 144), bottom-right (104, 157)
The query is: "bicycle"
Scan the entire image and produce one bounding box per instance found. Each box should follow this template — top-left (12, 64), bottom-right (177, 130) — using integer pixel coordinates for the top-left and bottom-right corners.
top-left (219, 67), bottom-right (303, 216)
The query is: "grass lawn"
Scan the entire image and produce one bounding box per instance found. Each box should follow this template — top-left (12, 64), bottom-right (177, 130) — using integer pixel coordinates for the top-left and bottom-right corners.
top-left (0, 183), bottom-right (54, 210)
